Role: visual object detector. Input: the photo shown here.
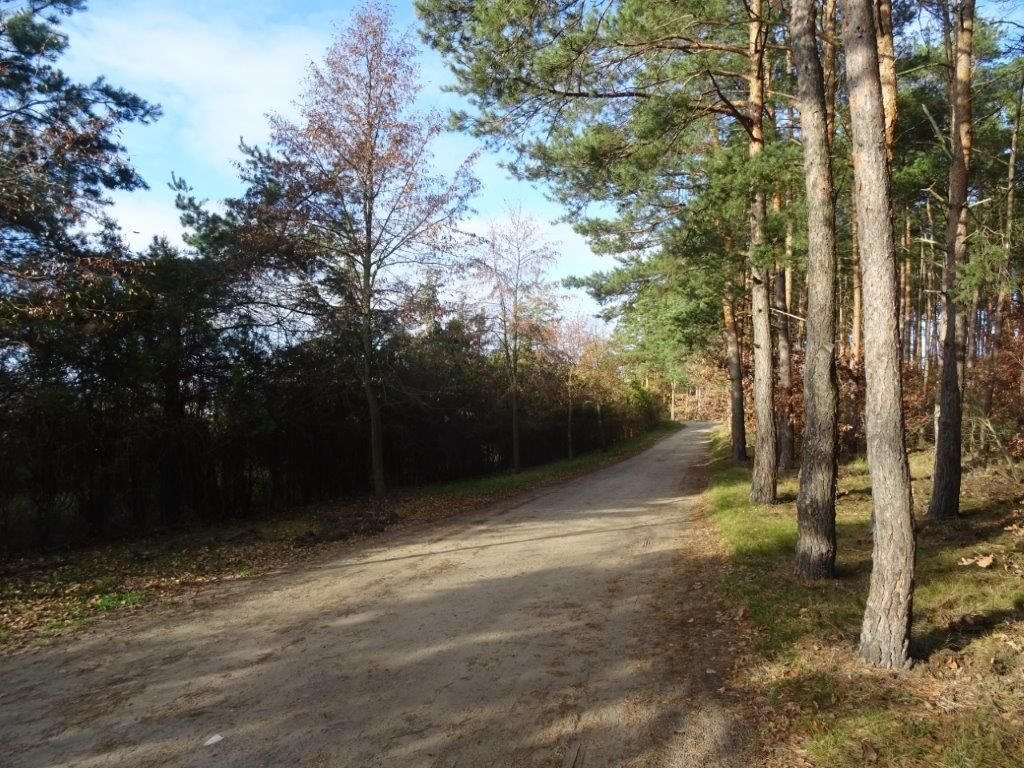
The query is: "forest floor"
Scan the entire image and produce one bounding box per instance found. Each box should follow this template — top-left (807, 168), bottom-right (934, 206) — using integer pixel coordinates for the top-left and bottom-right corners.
top-left (707, 431), bottom-right (1024, 768)
top-left (0, 422), bottom-right (752, 768)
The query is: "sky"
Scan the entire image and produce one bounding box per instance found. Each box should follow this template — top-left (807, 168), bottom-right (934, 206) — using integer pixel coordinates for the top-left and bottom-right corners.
top-left (55, 0), bottom-right (1024, 322)
top-left (59, 0), bottom-right (610, 315)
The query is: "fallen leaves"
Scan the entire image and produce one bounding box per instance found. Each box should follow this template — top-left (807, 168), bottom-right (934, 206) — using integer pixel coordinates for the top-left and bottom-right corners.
top-left (0, 512), bottom-right (344, 650)
top-left (959, 553), bottom-right (995, 568)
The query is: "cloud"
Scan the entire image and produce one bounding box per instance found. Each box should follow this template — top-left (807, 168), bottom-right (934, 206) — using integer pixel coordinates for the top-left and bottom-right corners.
top-left (105, 190), bottom-right (189, 253)
top-left (54, 0), bottom-right (608, 318)
top-left (63, 3), bottom-right (333, 177)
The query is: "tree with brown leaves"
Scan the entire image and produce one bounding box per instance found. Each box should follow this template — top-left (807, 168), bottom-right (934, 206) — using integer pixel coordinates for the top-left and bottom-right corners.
top-left (240, 1), bottom-right (477, 495)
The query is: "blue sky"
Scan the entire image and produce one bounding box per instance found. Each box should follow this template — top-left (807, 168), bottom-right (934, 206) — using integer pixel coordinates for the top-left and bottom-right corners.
top-left (60, 0), bottom-right (609, 314)
top-left (58, 0), bottom-right (1024, 318)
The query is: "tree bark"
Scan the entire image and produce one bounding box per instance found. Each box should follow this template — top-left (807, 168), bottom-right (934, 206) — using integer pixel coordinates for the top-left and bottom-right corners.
top-left (822, 0), bottom-right (838, 149)
top-left (851, 220), bottom-right (863, 366)
top-left (874, 0), bottom-right (898, 162)
top-left (930, 0), bottom-right (974, 522)
top-left (748, 0), bottom-right (777, 504)
top-left (792, 0), bottom-right (838, 580)
top-left (790, 0), bottom-right (839, 581)
top-left (841, 0), bottom-right (916, 668)
top-left (723, 291), bottom-right (748, 463)
top-left (773, 266), bottom-right (794, 471)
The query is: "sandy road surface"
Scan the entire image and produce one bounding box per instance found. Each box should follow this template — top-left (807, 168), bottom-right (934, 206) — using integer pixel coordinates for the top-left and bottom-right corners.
top-left (0, 423), bottom-right (740, 768)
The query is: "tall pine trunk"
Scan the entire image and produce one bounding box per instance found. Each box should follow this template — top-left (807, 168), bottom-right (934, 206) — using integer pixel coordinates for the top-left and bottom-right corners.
top-left (851, 223), bottom-right (863, 367)
top-left (792, 0), bottom-right (838, 580)
top-left (841, 0), bottom-right (916, 668)
top-left (723, 291), bottom-right (748, 463)
top-left (773, 220), bottom-right (795, 469)
top-left (930, 0), bottom-right (975, 522)
top-left (748, 0), bottom-right (777, 504)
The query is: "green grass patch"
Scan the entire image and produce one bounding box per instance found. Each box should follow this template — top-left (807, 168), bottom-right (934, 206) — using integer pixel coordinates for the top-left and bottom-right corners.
top-left (707, 426), bottom-right (1024, 767)
top-left (90, 589), bottom-right (148, 612)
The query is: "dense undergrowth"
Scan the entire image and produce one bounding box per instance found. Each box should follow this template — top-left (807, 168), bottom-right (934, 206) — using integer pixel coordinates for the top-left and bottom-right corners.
top-left (708, 429), bottom-right (1024, 767)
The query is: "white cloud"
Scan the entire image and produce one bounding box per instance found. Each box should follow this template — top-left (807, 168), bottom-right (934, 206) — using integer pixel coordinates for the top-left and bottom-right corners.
top-left (104, 190), bottom-right (189, 253)
top-left (64, 5), bottom-right (332, 174)
top-left (55, 0), bottom-right (608, 319)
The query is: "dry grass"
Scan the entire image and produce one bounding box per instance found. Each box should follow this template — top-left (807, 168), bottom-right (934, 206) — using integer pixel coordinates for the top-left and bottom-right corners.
top-left (708, 430), bottom-right (1024, 767)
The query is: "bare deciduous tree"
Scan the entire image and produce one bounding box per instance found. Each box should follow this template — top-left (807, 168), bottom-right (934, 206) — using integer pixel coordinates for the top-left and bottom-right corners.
top-left (252, 1), bottom-right (477, 494)
top-left (472, 209), bottom-right (558, 472)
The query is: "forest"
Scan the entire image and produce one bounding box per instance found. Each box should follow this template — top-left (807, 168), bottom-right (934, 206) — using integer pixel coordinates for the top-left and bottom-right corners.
top-left (2, 0), bottom-right (1024, 764)
top-left (0, 1), bottom-right (664, 555)
top-left (414, 0), bottom-right (1024, 671)
top-left (2, 0), bottom-right (1024, 691)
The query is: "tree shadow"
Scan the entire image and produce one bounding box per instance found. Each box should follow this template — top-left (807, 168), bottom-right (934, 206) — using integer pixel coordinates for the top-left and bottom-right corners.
top-left (0, 426), bottom-right (744, 768)
top-left (913, 600), bottom-right (1024, 658)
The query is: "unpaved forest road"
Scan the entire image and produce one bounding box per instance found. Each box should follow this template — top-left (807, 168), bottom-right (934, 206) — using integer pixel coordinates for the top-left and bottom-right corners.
top-left (1, 423), bottom-right (741, 768)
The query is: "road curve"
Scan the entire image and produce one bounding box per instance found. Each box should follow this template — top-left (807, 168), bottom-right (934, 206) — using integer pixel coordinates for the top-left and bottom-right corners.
top-left (0, 422), bottom-right (738, 768)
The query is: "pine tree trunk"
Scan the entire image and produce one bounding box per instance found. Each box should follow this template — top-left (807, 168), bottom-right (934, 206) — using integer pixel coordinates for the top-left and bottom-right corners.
top-left (823, 0), bottom-right (838, 148)
top-left (841, 0), bottom-right (916, 669)
top-left (930, 0), bottom-right (975, 522)
top-left (851, 223), bottom-right (863, 367)
top-left (875, 0), bottom-right (898, 161)
top-left (774, 263), bottom-right (794, 471)
top-left (751, 257), bottom-right (777, 503)
top-left (748, 0), bottom-right (777, 504)
top-left (792, 0), bottom-right (838, 580)
top-left (723, 293), bottom-right (748, 463)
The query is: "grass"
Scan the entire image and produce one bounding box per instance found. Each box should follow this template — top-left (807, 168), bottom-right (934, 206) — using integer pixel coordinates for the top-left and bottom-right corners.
top-left (0, 422), bottom-right (680, 651)
top-left (707, 427), bottom-right (1024, 768)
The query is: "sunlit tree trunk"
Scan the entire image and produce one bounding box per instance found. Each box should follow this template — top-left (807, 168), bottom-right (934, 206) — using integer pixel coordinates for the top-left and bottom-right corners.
top-left (793, 0), bottom-right (838, 580)
top-left (748, 0), bottom-right (777, 504)
top-left (851, 221), bottom-right (863, 367)
top-left (841, 0), bottom-right (916, 668)
top-left (723, 288), bottom-right (748, 463)
top-left (875, 0), bottom-right (898, 161)
top-left (930, 0), bottom-right (975, 522)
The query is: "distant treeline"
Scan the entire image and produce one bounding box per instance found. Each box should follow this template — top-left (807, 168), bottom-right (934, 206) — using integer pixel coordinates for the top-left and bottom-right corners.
top-left (0, 249), bottom-right (658, 553)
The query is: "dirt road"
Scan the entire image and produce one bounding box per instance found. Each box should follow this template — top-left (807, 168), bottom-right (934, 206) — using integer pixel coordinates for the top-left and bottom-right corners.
top-left (0, 422), bottom-right (740, 768)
